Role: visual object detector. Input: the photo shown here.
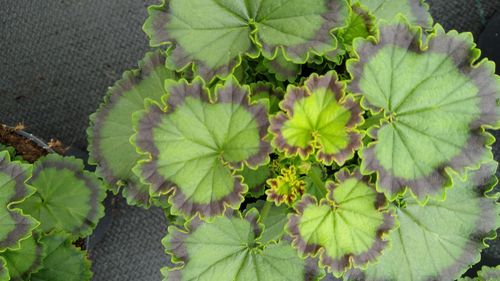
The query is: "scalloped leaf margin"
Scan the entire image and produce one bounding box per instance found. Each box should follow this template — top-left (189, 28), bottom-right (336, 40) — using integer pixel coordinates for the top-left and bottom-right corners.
top-left (347, 18), bottom-right (500, 202)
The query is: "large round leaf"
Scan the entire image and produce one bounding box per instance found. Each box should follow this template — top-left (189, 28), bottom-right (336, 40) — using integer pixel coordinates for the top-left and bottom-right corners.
top-left (0, 151), bottom-right (38, 252)
top-left (143, 0), bottom-right (349, 81)
top-left (88, 51), bottom-right (176, 207)
top-left (18, 155), bottom-right (106, 238)
top-left (133, 77), bottom-right (271, 219)
top-left (0, 233), bottom-right (44, 281)
top-left (350, 161), bottom-right (500, 281)
top-left (288, 169), bottom-right (394, 277)
top-left (347, 19), bottom-right (500, 201)
top-left (30, 234), bottom-right (92, 281)
top-left (162, 210), bottom-right (321, 280)
top-left (271, 71), bottom-right (364, 166)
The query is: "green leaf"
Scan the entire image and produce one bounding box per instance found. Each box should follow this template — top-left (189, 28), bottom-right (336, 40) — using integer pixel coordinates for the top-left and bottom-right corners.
top-left (239, 165), bottom-right (272, 198)
top-left (87, 51), bottom-right (176, 207)
top-left (336, 3), bottom-right (376, 48)
top-left (347, 19), bottom-right (500, 201)
top-left (133, 77), bottom-right (271, 219)
top-left (246, 201), bottom-right (290, 243)
top-left (0, 257), bottom-right (8, 281)
top-left (0, 151), bottom-right (38, 252)
top-left (271, 71), bottom-right (364, 166)
top-left (353, 0), bottom-right (433, 28)
top-left (350, 161), bottom-right (500, 281)
top-left (262, 50), bottom-right (302, 82)
top-left (143, 0), bottom-right (349, 81)
top-left (287, 169), bottom-right (394, 276)
top-left (162, 210), bottom-right (321, 281)
top-left (250, 82), bottom-right (284, 114)
top-left (30, 234), bottom-right (92, 281)
top-left (304, 166), bottom-right (328, 200)
top-left (476, 265), bottom-right (500, 281)
top-left (18, 154), bottom-right (106, 238)
top-left (0, 233), bottom-right (45, 281)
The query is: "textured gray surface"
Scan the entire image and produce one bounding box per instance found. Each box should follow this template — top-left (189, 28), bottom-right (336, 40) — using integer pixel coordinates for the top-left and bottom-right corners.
top-left (0, 1), bottom-right (498, 281)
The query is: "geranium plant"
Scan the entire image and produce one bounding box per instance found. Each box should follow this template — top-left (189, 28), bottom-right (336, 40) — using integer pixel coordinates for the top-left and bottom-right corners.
top-left (88, 0), bottom-right (500, 280)
top-left (0, 142), bottom-right (106, 281)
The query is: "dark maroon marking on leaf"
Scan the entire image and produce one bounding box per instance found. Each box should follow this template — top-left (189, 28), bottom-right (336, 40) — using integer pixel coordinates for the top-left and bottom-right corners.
top-left (289, 171), bottom-right (394, 274)
top-left (88, 51), bottom-right (167, 193)
top-left (260, 0), bottom-right (348, 62)
top-left (135, 78), bottom-right (271, 218)
top-left (408, 0), bottom-right (433, 28)
top-left (121, 180), bottom-right (151, 207)
top-left (30, 157), bottom-right (104, 235)
top-left (244, 210), bottom-right (264, 239)
top-left (349, 20), bottom-right (500, 200)
top-left (0, 153), bottom-right (35, 250)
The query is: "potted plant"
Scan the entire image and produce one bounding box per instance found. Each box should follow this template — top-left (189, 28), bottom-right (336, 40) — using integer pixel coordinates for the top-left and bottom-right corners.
top-left (0, 124), bottom-right (106, 281)
top-left (87, 0), bottom-right (500, 280)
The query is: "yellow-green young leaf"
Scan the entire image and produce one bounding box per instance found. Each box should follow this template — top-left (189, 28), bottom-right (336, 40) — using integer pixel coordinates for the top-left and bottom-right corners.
top-left (0, 257), bottom-right (8, 281)
top-left (30, 234), bottom-right (92, 281)
top-left (350, 161), bottom-right (500, 281)
top-left (143, 0), bottom-right (349, 81)
top-left (162, 210), bottom-right (321, 281)
top-left (271, 71), bottom-right (364, 166)
top-left (288, 169), bottom-right (394, 277)
top-left (352, 0), bottom-right (433, 28)
top-left (17, 155), bottom-right (106, 238)
top-left (266, 166), bottom-right (306, 206)
top-left (0, 151), bottom-right (38, 252)
top-left (87, 51), bottom-right (176, 207)
top-left (133, 77), bottom-right (271, 219)
top-left (348, 18), bottom-right (500, 201)
top-left (0, 233), bottom-right (45, 281)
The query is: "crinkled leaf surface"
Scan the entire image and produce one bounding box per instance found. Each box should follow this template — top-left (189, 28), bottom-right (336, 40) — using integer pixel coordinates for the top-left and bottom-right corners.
top-left (143, 0), bottom-right (348, 81)
top-left (288, 169), bottom-right (394, 276)
top-left (351, 161), bottom-right (500, 281)
top-left (134, 77), bottom-right (271, 219)
top-left (88, 51), bottom-right (176, 207)
top-left (30, 234), bottom-right (92, 281)
top-left (0, 258), bottom-right (7, 281)
top-left (18, 155), bottom-right (106, 237)
top-left (0, 151), bottom-right (38, 252)
top-left (246, 201), bottom-right (290, 243)
top-left (1, 234), bottom-right (44, 281)
top-left (271, 71), bottom-right (364, 165)
top-left (266, 166), bottom-right (306, 206)
top-left (348, 20), bottom-right (500, 201)
top-left (162, 210), bottom-right (319, 281)
top-left (353, 0), bottom-right (433, 28)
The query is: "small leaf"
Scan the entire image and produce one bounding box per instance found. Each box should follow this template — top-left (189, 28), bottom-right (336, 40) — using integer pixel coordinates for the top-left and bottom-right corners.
top-left (87, 51), bottom-right (176, 207)
top-left (0, 151), bottom-right (38, 252)
top-left (18, 154), bottom-right (106, 238)
top-left (271, 71), bottom-right (364, 166)
top-left (266, 166), bottom-right (306, 206)
top-left (262, 50), bottom-right (302, 82)
top-left (246, 201), bottom-right (290, 243)
top-left (30, 234), bottom-right (92, 281)
top-left (348, 19), bottom-right (500, 201)
top-left (336, 4), bottom-right (376, 48)
top-left (133, 77), bottom-right (271, 219)
top-left (250, 82), bottom-right (284, 114)
top-left (239, 165), bottom-right (272, 198)
top-left (162, 210), bottom-right (320, 281)
top-left (353, 0), bottom-right (433, 28)
top-left (350, 161), bottom-right (500, 281)
top-left (143, 0), bottom-right (349, 81)
top-left (288, 169), bottom-right (394, 276)
top-left (0, 233), bottom-right (45, 281)
top-left (304, 166), bottom-right (328, 200)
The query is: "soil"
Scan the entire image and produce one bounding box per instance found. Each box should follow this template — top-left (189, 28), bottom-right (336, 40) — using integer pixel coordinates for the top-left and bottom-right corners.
top-left (0, 124), bottom-right (48, 163)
